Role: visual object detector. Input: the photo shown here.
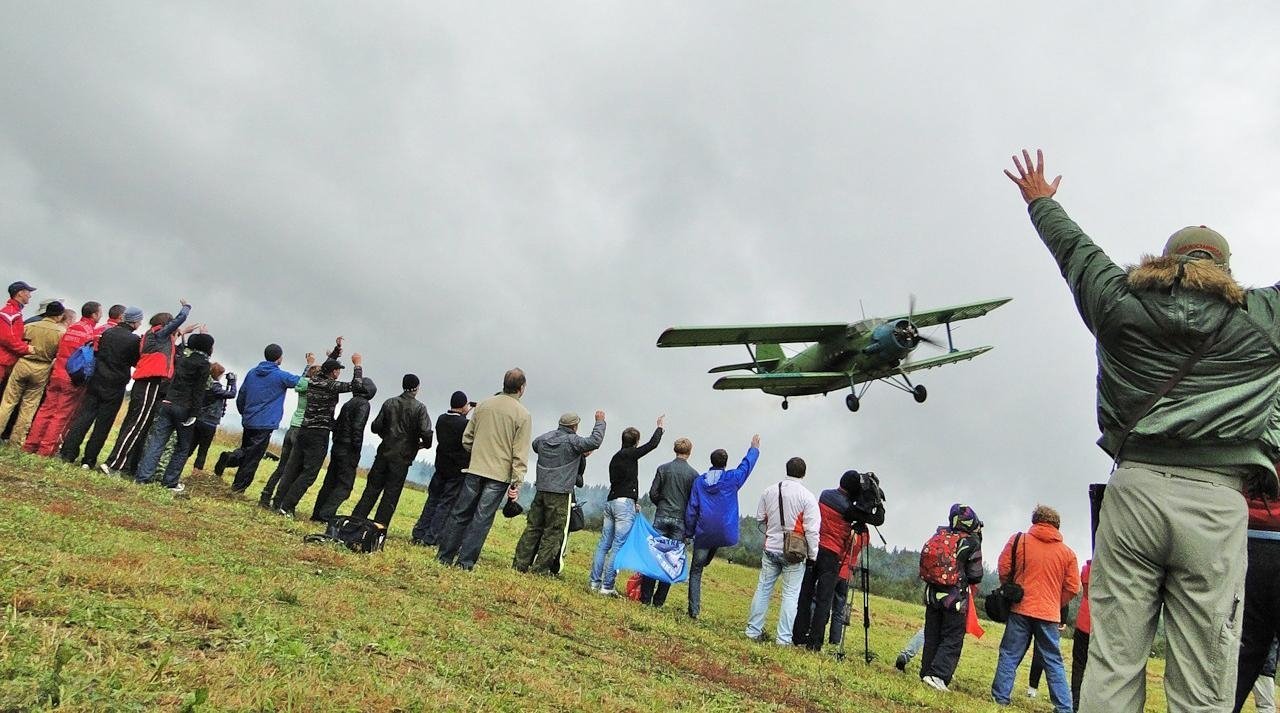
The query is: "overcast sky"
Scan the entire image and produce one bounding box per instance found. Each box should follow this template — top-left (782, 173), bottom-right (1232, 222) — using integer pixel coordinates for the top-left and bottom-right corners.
top-left (5, 2), bottom-right (1280, 559)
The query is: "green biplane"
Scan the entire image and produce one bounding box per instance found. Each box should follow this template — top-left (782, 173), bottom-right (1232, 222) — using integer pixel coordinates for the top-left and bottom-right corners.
top-left (656, 298), bottom-right (1011, 412)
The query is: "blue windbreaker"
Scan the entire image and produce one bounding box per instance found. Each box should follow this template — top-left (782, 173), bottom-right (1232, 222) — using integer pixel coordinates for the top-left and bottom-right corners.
top-left (236, 361), bottom-right (302, 430)
top-left (685, 446), bottom-right (759, 549)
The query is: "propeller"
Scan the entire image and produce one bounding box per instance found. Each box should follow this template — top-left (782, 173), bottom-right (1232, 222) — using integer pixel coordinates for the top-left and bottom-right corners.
top-left (894, 294), bottom-right (944, 350)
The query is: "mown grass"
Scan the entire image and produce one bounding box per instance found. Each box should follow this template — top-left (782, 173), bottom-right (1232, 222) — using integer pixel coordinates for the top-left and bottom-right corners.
top-left (0, 442), bottom-right (1169, 711)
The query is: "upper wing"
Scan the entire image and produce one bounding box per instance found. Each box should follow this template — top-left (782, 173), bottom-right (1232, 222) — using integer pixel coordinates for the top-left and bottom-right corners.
top-left (899, 346), bottom-right (994, 375)
top-left (657, 323), bottom-right (848, 348)
top-left (713, 372), bottom-right (848, 390)
top-left (880, 298), bottom-right (1012, 329)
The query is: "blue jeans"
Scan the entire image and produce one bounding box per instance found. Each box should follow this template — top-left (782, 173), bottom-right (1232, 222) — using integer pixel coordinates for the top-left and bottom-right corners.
top-left (745, 550), bottom-right (806, 644)
top-left (590, 498), bottom-right (636, 590)
top-left (134, 402), bottom-right (195, 487)
top-left (992, 612), bottom-right (1072, 712)
top-left (687, 547), bottom-right (717, 618)
top-left (437, 474), bottom-right (510, 570)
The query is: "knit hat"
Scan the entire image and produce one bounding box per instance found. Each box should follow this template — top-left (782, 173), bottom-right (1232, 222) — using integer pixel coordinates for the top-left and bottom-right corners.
top-left (450, 390), bottom-right (469, 409)
top-left (559, 412), bottom-right (580, 428)
top-left (122, 306), bottom-right (144, 324)
top-left (402, 373), bottom-right (420, 391)
top-left (187, 333), bottom-right (215, 355)
top-left (1164, 226), bottom-right (1230, 268)
top-left (839, 470), bottom-right (862, 496)
top-left (321, 359), bottom-right (344, 373)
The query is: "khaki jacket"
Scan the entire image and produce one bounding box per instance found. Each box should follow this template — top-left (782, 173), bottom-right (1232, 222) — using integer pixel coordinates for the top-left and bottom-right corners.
top-left (21, 317), bottom-right (66, 365)
top-left (462, 392), bottom-right (532, 486)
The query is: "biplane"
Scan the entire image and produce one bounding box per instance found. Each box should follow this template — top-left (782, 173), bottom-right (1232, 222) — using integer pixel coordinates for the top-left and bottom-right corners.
top-left (656, 298), bottom-right (1011, 412)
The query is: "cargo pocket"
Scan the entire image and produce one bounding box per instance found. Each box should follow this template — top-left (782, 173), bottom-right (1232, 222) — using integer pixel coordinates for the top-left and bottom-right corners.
top-left (1207, 591), bottom-right (1243, 701)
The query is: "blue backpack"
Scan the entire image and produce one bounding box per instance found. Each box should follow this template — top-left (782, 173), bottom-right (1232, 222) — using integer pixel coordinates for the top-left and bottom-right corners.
top-left (66, 343), bottom-right (96, 386)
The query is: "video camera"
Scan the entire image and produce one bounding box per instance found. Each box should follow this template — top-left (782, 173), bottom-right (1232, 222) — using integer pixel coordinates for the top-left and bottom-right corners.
top-left (857, 471), bottom-right (886, 508)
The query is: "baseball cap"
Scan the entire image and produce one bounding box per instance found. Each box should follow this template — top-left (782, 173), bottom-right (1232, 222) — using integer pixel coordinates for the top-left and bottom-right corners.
top-left (7, 281), bottom-right (35, 297)
top-left (1163, 226), bottom-right (1230, 269)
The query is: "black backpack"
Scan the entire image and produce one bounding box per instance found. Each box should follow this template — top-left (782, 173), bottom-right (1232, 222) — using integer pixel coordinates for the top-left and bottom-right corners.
top-left (303, 515), bottom-right (386, 553)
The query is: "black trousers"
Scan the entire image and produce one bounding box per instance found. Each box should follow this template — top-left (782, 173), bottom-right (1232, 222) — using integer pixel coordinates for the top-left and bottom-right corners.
top-left (411, 473), bottom-right (464, 544)
top-left (792, 547), bottom-right (842, 651)
top-left (639, 516), bottom-right (685, 606)
top-left (273, 428), bottom-right (330, 513)
top-left (1071, 629), bottom-right (1089, 712)
top-left (228, 427), bottom-right (273, 492)
top-left (192, 421), bottom-right (217, 470)
top-left (60, 387), bottom-right (125, 466)
top-left (310, 443), bottom-right (360, 523)
top-left (1029, 641), bottom-right (1045, 687)
top-left (1234, 538), bottom-right (1280, 713)
top-left (105, 377), bottom-right (165, 474)
top-left (351, 455), bottom-right (412, 528)
top-left (258, 426), bottom-right (296, 504)
top-left (920, 603), bottom-right (967, 685)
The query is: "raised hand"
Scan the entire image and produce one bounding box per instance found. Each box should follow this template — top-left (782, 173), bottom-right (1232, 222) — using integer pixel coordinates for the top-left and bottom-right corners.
top-left (594, 410), bottom-right (606, 422)
top-left (750, 434), bottom-right (761, 449)
top-left (305, 352), bottom-right (316, 365)
top-left (179, 298), bottom-right (189, 307)
top-left (1004, 149), bottom-right (1061, 204)
top-left (657, 414), bottom-right (666, 428)
top-left (351, 352), bottom-right (363, 366)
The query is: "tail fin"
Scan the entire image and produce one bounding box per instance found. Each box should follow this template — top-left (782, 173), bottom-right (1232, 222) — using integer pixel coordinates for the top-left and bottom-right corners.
top-left (754, 343), bottom-right (784, 372)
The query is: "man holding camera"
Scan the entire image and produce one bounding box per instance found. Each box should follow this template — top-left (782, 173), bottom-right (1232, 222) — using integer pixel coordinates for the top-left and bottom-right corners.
top-left (792, 469), bottom-right (886, 652)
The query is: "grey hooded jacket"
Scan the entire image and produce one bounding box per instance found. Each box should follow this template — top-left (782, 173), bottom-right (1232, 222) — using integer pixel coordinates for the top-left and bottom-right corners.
top-left (531, 420), bottom-right (606, 494)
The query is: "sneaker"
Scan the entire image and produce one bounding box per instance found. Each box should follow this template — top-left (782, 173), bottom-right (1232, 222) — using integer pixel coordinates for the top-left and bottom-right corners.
top-left (214, 452), bottom-right (229, 477)
top-left (598, 588), bottom-right (618, 597)
top-left (895, 654), bottom-right (908, 672)
top-left (168, 483), bottom-right (186, 494)
top-left (81, 464), bottom-right (91, 471)
top-left (921, 676), bottom-right (950, 692)
top-left (276, 508), bottom-right (294, 519)
top-left (1026, 687), bottom-right (1038, 699)
top-left (589, 582), bottom-right (601, 593)
top-left (98, 463), bottom-right (113, 476)
top-left (744, 632), bottom-right (767, 643)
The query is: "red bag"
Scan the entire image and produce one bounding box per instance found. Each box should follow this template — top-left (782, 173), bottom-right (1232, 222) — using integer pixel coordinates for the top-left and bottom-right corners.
top-left (625, 573), bottom-right (644, 601)
top-left (919, 529), bottom-right (964, 586)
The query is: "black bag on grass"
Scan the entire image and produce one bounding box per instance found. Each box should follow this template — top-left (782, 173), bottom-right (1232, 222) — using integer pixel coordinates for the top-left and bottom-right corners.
top-left (303, 515), bottom-right (386, 553)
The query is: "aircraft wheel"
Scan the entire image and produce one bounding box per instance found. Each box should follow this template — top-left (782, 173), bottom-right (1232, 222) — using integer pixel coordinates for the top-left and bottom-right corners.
top-left (845, 394), bottom-right (860, 412)
top-left (913, 385), bottom-right (928, 403)
top-left (781, 399), bottom-right (789, 411)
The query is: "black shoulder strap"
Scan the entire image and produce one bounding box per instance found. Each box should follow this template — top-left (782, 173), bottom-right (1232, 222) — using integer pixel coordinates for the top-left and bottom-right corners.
top-left (1009, 532), bottom-right (1023, 582)
top-left (776, 483), bottom-right (787, 526)
top-left (1112, 312), bottom-right (1234, 467)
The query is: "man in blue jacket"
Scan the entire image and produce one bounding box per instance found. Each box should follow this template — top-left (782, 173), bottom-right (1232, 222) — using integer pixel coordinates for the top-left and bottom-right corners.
top-left (218, 344), bottom-right (313, 493)
top-left (684, 434), bottom-right (760, 619)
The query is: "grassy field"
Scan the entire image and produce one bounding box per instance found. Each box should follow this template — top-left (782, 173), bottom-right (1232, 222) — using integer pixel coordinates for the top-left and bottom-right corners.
top-left (0, 440), bottom-right (1170, 712)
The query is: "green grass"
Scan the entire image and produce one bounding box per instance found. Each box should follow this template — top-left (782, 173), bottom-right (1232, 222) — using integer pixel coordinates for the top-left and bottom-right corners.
top-left (0, 442), bottom-right (1169, 711)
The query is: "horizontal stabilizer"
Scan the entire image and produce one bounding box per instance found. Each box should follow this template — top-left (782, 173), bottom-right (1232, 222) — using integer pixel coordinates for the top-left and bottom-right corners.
top-left (900, 346), bottom-right (994, 374)
top-left (881, 298), bottom-right (1012, 329)
top-left (658, 323), bottom-right (847, 348)
top-left (713, 372), bottom-right (848, 391)
top-left (708, 358), bottom-right (782, 374)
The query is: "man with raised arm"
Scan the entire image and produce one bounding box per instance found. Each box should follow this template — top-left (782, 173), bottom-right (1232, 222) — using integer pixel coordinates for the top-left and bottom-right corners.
top-left (1007, 149), bottom-right (1280, 712)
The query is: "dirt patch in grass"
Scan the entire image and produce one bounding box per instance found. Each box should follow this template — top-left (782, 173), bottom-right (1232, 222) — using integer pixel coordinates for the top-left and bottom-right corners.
top-left (674, 647), bottom-right (818, 712)
top-left (43, 499), bottom-right (83, 518)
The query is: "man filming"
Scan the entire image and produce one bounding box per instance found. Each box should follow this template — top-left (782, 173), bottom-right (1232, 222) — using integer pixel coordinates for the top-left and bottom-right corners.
top-left (792, 470), bottom-right (886, 653)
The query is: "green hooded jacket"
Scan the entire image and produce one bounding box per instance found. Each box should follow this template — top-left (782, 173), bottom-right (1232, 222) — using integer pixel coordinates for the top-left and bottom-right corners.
top-left (1030, 197), bottom-right (1280, 492)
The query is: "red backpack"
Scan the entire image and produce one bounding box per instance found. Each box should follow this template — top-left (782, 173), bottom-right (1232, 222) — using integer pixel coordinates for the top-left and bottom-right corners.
top-left (919, 529), bottom-right (964, 586)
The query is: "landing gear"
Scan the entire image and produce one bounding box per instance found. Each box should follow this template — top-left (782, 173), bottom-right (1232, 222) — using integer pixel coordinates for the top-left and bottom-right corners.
top-left (912, 385), bottom-right (928, 404)
top-left (845, 394), bottom-right (860, 412)
top-left (781, 399), bottom-right (789, 411)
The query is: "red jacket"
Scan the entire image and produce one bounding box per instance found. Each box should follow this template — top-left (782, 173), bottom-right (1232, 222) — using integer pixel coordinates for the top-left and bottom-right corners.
top-left (131, 306), bottom-right (190, 381)
top-left (1075, 560), bottom-right (1092, 634)
top-left (50, 317), bottom-right (99, 384)
top-left (998, 523), bottom-right (1081, 623)
top-left (839, 530), bottom-right (871, 580)
top-left (0, 298), bottom-right (30, 367)
top-left (1248, 491), bottom-right (1280, 532)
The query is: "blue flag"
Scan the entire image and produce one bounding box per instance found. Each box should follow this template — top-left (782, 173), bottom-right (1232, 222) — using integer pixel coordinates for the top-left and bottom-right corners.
top-left (613, 512), bottom-right (689, 584)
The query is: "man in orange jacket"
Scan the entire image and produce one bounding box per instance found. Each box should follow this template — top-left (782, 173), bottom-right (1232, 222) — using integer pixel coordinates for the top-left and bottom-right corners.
top-left (991, 505), bottom-right (1080, 713)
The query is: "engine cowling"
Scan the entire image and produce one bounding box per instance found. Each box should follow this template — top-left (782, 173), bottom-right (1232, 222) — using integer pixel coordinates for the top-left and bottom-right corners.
top-left (860, 319), bottom-right (920, 367)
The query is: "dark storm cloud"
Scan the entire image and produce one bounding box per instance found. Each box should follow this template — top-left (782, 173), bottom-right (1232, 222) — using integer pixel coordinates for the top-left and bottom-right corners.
top-left (3, 1), bottom-right (1279, 557)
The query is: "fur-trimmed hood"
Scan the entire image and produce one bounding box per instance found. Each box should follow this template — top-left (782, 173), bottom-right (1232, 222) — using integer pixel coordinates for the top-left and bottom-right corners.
top-left (1126, 255), bottom-right (1245, 306)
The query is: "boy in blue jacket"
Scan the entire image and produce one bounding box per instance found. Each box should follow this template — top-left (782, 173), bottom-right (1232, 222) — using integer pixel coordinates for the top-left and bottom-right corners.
top-left (684, 434), bottom-right (760, 619)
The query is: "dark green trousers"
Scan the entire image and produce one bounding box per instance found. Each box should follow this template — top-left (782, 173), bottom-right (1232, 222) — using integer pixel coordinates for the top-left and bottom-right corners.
top-left (513, 491), bottom-right (572, 574)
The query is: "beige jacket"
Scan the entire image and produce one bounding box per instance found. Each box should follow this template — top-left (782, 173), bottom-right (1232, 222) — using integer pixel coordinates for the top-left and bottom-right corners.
top-left (462, 392), bottom-right (532, 486)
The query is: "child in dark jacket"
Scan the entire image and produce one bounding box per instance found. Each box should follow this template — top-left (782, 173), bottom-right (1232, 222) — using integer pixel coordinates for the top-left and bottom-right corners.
top-left (192, 363), bottom-right (237, 471)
